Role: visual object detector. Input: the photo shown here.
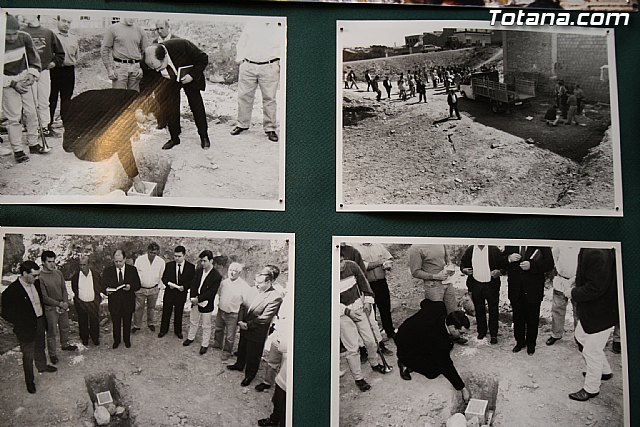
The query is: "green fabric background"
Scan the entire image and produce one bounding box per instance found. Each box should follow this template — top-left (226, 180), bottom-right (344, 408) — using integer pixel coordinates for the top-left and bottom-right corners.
top-left (1, 0), bottom-right (639, 425)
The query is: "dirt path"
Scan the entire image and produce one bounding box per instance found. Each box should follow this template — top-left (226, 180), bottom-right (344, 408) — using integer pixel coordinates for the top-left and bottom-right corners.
top-left (339, 248), bottom-right (625, 427)
top-left (341, 85), bottom-right (613, 211)
top-left (0, 308), bottom-right (276, 427)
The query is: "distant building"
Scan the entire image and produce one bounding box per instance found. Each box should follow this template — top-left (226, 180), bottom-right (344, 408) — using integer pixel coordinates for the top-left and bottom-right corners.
top-left (451, 29), bottom-right (492, 47)
top-left (405, 28), bottom-right (499, 50)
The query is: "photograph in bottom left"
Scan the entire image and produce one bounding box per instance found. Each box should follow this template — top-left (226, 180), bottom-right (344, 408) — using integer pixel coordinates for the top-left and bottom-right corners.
top-left (0, 227), bottom-right (295, 427)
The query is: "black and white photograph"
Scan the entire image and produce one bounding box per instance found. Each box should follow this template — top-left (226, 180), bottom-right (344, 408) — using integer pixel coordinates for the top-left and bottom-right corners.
top-left (0, 227), bottom-right (294, 426)
top-left (331, 236), bottom-right (629, 426)
top-left (0, 9), bottom-right (286, 210)
top-left (337, 21), bottom-right (622, 216)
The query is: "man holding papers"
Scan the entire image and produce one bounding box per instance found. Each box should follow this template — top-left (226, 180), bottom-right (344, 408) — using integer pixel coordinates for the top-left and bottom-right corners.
top-left (102, 250), bottom-right (141, 349)
top-left (504, 246), bottom-right (554, 355)
top-left (142, 39), bottom-right (210, 150)
top-left (159, 245), bottom-right (196, 339)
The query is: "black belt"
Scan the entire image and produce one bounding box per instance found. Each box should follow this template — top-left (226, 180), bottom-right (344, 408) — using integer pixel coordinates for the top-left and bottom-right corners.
top-left (113, 57), bottom-right (140, 64)
top-left (244, 58), bottom-right (279, 65)
top-left (142, 284), bottom-right (158, 289)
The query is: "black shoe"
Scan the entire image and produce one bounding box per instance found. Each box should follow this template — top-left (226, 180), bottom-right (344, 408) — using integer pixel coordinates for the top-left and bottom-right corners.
top-left (93, 340), bottom-right (100, 346)
top-left (257, 418), bottom-right (279, 426)
top-left (612, 342), bottom-right (621, 354)
top-left (82, 340), bottom-right (89, 346)
top-left (569, 388), bottom-right (599, 401)
top-left (477, 333), bottom-right (486, 340)
top-left (359, 346), bottom-right (368, 363)
top-left (14, 151), bottom-right (29, 163)
top-left (183, 339), bottom-right (193, 346)
top-left (490, 337), bottom-right (498, 345)
top-left (124, 342), bottom-right (131, 348)
top-left (230, 126), bottom-right (248, 136)
top-left (355, 379), bottom-right (371, 392)
top-left (255, 383), bottom-right (272, 392)
top-left (201, 136), bottom-right (210, 150)
top-left (527, 347), bottom-right (535, 355)
top-left (162, 139), bottom-right (180, 150)
top-left (26, 382), bottom-right (36, 394)
top-left (176, 333), bottom-right (183, 339)
top-left (266, 131), bottom-right (278, 142)
top-left (398, 361), bottom-right (412, 381)
top-left (50, 355), bottom-right (58, 365)
top-left (131, 327), bottom-right (140, 334)
top-left (62, 344), bottom-right (78, 351)
top-left (372, 364), bottom-right (392, 374)
top-left (42, 127), bottom-right (58, 138)
top-left (38, 365), bottom-right (57, 373)
top-left (378, 342), bottom-right (393, 356)
top-left (227, 364), bottom-right (243, 371)
top-left (148, 325), bottom-right (156, 332)
top-left (582, 372), bottom-right (613, 381)
top-left (113, 342), bottom-right (120, 349)
top-left (513, 344), bottom-right (525, 353)
top-left (158, 332), bottom-right (166, 338)
top-left (29, 144), bottom-right (46, 154)
top-left (199, 346), bottom-right (208, 355)
top-left (241, 377), bottom-right (254, 386)
top-left (546, 336), bottom-right (561, 346)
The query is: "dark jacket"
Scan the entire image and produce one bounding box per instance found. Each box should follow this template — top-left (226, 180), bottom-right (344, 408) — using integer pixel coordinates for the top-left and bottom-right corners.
top-left (460, 245), bottom-right (506, 292)
top-left (394, 299), bottom-right (465, 390)
top-left (102, 264), bottom-right (141, 314)
top-left (162, 260), bottom-right (196, 303)
top-left (239, 287), bottom-right (283, 342)
top-left (572, 248), bottom-right (618, 334)
top-left (190, 267), bottom-right (222, 313)
top-left (70, 269), bottom-right (105, 306)
top-left (503, 246), bottom-right (554, 303)
top-left (142, 38), bottom-right (208, 93)
top-left (1, 278), bottom-right (47, 342)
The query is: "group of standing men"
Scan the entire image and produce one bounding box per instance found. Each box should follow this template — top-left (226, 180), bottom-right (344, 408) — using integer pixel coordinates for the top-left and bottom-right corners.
top-left (1, 241), bottom-right (289, 426)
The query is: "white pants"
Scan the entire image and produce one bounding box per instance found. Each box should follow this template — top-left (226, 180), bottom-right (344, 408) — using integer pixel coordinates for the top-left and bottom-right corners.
top-left (32, 69), bottom-right (51, 127)
top-left (574, 321), bottom-right (614, 394)
top-left (340, 308), bottom-right (380, 381)
top-left (187, 306), bottom-right (212, 347)
top-left (2, 85), bottom-right (38, 151)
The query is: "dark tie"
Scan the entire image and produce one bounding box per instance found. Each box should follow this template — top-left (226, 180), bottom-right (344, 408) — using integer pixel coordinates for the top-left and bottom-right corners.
top-left (118, 269), bottom-right (124, 285)
top-left (177, 265), bottom-right (182, 284)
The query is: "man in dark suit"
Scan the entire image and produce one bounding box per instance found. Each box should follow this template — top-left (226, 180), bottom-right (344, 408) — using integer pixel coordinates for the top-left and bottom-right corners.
top-left (183, 250), bottom-right (223, 354)
top-left (504, 245), bottom-right (554, 355)
top-left (460, 245), bottom-right (506, 344)
top-left (569, 248), bottom-right (618, 401)
top-left (159, 245), bottom-right (196, 339)
top-left (102, 249), bottom-right (141, 349)
top-left (228, 265), bottom-right (284, 387)
top-left (70, 256), bottom-right (105, 346)
top-left (142, 39), bottom-right (210, 150)
top-left (147, 19), bottom-right (179, 132)
top-left (1, 261), bottom-right (57, 393)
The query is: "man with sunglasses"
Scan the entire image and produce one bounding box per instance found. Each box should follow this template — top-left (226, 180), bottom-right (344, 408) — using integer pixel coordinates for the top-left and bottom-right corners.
top-left (1, 261), bottom-right (57, 394)
top-left (227, 265), bottom-right (283, 387)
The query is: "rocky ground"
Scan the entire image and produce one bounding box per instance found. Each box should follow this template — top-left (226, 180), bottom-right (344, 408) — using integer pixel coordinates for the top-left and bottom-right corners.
top-left (338, 246), bottom-right (625, 427)
top-left (341, 82), bottom-right (614, 212)
top-left (0, 66), bottom-right (281, 204)
top-left (0, 304), bottom-right (280, 427)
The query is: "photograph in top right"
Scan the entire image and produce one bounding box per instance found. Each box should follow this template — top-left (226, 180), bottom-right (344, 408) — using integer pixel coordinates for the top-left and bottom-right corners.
top-left (337, 22), bottom-right (622, 216)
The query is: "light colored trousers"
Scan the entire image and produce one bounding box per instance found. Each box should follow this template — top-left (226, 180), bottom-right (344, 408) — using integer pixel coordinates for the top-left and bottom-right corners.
top-left (550, 289), bottom-right (578, 339)
top-left (340, 308), bottom-right (380, 381)
top-left (111, 62), bottom-right (142, 92)
top-left (134, 287), bottom-right (160, 328)
top-left (237, 61), bottom-right (279, 132)
top-left (32, 69), bottom-right (51, 126)
top-left (44, 306), bottom-right (71, 358)
top-left (2, 85), bottom-right (38, 152)
top-left (261, 337), bottom-right (283, 386)
top-left (188, 306), bottom-right (212, 347)
top-left (424, 280), bottom-right (458, 314)
top-left (574, 321), bottom-right (614, 394)
top-left (212, 309), bottom-right (238, 354)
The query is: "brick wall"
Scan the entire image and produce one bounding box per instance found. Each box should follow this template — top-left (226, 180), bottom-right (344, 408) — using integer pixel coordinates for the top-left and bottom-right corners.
top-left (504, 31), bottom-right (610, 103)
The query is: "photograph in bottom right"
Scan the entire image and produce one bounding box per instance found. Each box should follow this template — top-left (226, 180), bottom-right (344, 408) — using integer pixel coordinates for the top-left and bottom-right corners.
top-left (331, 237), bottom-right (628, 427)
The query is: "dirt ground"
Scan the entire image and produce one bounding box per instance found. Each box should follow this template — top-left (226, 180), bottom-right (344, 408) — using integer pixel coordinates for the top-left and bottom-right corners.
top-left (338, 246), bottom-right (625, 427)
top-left (341, 81), bottom-right (614, 211)
top-left (0, 64), bottom-right (281, 203)
top-left (0, 304), bottom-right (278, 427)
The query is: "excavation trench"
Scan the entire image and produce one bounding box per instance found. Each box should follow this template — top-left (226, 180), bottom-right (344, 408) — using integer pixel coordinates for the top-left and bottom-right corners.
top-left (452, 373), bottom-right (499, 426)
top-left (85, 372), bottom-right (133, 426)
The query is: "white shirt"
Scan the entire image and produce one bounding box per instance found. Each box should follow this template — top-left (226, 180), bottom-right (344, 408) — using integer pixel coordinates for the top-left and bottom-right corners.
top-left (552, 246), bottom-right (580, 293)
top-left (20, 279), bottom-right (43, 317)
top-left (235, 21), bottom-right (283, 63)
top-left (198, 268), bottom-right (212, 294)
top-left (218, 277), bottom-right (255, 313)
top-left (134, 255), bottom-right (165, 288)
top-left (77, 270), bottom-right (95, 302)
top-left (471, 245), bottom-right (491, 283)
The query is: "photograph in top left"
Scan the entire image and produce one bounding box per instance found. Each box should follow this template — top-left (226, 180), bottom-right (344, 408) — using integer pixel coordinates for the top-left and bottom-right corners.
top-left (0, 9), bottom-right (287, 210)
